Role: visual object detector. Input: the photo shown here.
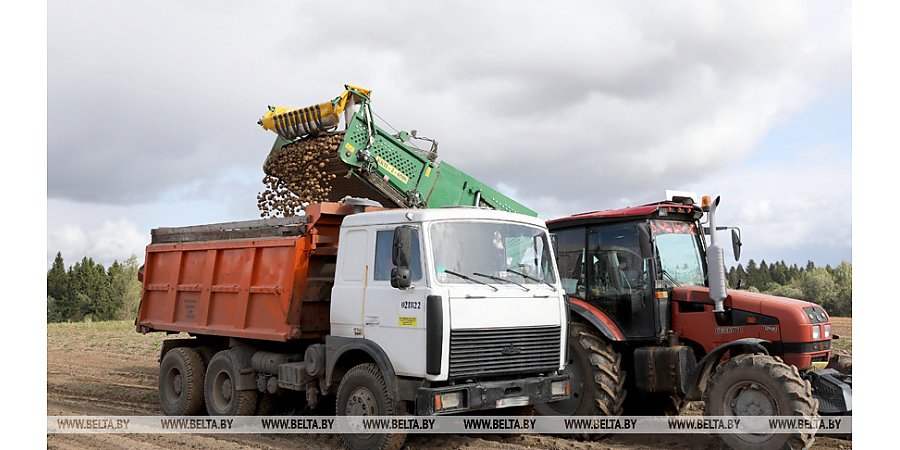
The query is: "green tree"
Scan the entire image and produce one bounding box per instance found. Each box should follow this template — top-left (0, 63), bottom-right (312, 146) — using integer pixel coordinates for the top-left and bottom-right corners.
top-left (47, 252), bottom-right (70, 322)
top-left (762, 281), bottom-right (781, 293)
top-left (756, 260), bottom-right (772, 287)
top-left (47, 252), bottom-right (68, 301)
top-left (769, 284), bottom-right (804, 300)
top-left (789, 264), bottom-right (801, 282)
top-left (745, 260), bottom-right (758, 289)
top-left (799, 268), bottom-right (837, 311)
top-left (771, 260), bottom-right (788, 285)
top-left (734, 264), bottom-right (747, 288)
top-left (109, 255), bottom-right (143, 320)
top-left (68, 257), bottom-right (112, 321)
top-left (831, 261), bottom-right (852, 317)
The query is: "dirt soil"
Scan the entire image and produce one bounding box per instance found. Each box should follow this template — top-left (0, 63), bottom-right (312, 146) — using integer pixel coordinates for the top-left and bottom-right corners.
top-left (48, 320), bottom-right (851, 450)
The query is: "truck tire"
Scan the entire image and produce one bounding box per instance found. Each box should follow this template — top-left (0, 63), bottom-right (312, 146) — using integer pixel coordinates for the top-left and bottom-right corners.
top-left (205, 350), bottom-right (258, 416)
top-left (534, 322), bottom-right (626, 417)
top-left (704, 353), bottom-right (818, 450)
top-left (336, 363), bottom-right (406, 450)
top-left (159, 347), bottom-right (206, 415)
top-left (196, 346), bottom-right (216, 367)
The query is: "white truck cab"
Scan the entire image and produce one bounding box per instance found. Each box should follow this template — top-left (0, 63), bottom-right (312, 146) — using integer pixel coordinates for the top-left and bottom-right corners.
top-left (329, 207), bottom-right (569, 416)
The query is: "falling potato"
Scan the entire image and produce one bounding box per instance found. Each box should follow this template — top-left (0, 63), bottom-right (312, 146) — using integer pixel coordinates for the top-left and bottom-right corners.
top-left (258, 132), bottom-right (345, 217)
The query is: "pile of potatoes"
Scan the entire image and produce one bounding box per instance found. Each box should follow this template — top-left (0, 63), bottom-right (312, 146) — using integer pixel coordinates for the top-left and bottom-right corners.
top-left (258, 133), bottom-right (343, 217)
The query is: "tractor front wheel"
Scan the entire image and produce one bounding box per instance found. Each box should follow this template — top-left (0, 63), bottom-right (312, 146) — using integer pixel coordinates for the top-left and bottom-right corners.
top-left (534, 322), bottom-right (626, 417)
top-left (704, 353), bottom-right (818, 450)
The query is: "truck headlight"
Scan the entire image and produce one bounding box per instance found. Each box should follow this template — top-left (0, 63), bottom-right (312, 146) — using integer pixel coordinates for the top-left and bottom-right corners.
top-left (435, 391), bottom-right (462, 410)
top-left (824, 323), bottom-right (831, 338)
top-left (812, 325), bottom-right (820, 340)
top-left (551, 380), bottom-right (569, 397)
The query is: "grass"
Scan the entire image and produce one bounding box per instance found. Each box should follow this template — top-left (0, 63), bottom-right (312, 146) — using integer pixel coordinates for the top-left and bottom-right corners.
top-left (829, 316), bottom-right (852, 351)
top-left (48, 320), bottom-right (170, 356)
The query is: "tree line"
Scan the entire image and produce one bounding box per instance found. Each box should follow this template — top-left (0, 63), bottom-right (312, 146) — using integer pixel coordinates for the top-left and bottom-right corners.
top-left (46, 252), bottom-right (143, 323)
top-left (46, 251), bottom-right (852, 322)
top-left (727, 259), bottom-right (852, 317)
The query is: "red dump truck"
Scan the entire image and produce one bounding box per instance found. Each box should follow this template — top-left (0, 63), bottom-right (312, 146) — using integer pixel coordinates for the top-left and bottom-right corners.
top-left (136, 200), bottom-right (570, 450)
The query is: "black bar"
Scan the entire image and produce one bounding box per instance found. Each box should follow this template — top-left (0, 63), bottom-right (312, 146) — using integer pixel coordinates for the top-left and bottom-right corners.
top-left (426, 295), bottom-right (442, 375)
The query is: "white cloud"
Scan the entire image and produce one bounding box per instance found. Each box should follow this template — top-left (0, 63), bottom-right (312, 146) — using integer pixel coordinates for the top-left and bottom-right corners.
top-left (47, 0), bottom-right (851, 266)
top-left (47, 218), bottom-right (147, 267)
top-left (685, 147), bottom-right (851, 265)
top-left (48, 224), bottom-right (88, 261)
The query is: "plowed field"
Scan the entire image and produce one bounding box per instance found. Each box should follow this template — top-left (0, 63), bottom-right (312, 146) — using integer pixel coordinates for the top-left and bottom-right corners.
top-left (47, 320), bottom-right (851, 449)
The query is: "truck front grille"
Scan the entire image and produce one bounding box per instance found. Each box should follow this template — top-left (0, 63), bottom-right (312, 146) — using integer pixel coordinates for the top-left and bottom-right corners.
top-left (449, 326), bottom-right (561, 378)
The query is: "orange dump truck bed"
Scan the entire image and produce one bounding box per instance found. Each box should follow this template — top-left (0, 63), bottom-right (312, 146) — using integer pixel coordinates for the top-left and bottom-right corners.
top-left (136, 203), bottom-right (375, 342)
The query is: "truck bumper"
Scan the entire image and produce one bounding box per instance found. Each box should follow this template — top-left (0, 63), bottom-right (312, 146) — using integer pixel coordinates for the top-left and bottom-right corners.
top-left (415, 373), bottom-right (570, 415)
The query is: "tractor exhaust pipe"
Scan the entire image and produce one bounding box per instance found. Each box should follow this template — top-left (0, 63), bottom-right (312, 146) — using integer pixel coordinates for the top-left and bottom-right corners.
top-left (705, 196), bottom-right (729, 325)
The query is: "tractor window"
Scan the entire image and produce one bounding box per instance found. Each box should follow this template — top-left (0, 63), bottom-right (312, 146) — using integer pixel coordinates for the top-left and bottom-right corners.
top-left (587, 223), bottom-right (648, 298)
top-left (553, 228), bottom-right (586, 297)
top-left (588, 222), bottom-right (655, 338)
top-left (651, 221), bottom-right (705, 287)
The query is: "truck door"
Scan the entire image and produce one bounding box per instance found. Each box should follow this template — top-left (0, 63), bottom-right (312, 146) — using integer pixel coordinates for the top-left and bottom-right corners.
top-left (363, 226), bottom-right (428, 377)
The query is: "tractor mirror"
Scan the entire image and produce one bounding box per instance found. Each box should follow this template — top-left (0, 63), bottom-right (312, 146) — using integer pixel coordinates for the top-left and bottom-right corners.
top-left (638, 224), bottom-right (653, 258)
top-left (731, 229), bottom-right (742, 261)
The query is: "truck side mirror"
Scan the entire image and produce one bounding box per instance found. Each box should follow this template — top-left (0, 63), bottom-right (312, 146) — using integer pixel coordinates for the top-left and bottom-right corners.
top-left (731, 229), bottom-right (742, 261)
top-left (391, 226), bottom-right (414, 289)
top-left (391, 266), bottom-right (411, 289)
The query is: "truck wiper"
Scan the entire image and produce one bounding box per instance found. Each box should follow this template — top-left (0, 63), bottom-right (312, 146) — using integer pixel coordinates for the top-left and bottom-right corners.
top-left (504, 268), bottom-right (557, 291)
top-left (660, 269), bottom-right (681, 287)
top-left (472, 272), bottom-right (530, 292)
top-left (444, 270), bottom-right (499, 291)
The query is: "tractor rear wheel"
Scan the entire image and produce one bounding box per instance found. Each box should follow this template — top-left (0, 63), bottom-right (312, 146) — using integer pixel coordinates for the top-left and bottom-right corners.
top-left (703, 353), bottom-right (818, 450)
top-left (534, 322), bottom-right (626, 417)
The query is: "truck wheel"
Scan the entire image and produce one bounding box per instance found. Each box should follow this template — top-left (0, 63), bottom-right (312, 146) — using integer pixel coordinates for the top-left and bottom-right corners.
top-left (204, 350), bottom-right (258, 415)
top-left (534, 322), bottom-right (626, 417)
top-left (704, 353), bottom-right (818, 450)
top-left (159, 347), bottom-right (206, 415)
top-left (196, 346), bottom-right (216, 367)
top-left (336, 363), bottom-right (406, 450)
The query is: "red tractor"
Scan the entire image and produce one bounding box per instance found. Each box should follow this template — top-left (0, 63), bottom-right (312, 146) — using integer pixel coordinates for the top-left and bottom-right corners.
top-left (535, 195), bottom-right (851, 449)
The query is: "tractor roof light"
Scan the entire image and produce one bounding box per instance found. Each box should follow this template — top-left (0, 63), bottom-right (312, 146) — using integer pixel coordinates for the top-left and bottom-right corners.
top-left (701, 195), bottom-right (712, 212)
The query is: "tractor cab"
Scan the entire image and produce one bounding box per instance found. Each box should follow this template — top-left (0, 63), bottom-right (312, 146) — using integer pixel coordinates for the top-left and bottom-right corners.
top-left (549, 199), bottom-right (716, 340)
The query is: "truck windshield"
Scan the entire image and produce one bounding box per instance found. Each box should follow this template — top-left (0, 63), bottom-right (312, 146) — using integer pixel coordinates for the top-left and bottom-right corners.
top-left (431, 221), bottom-right (557, 285)
top-left (651, 220), bottom-right (705, 287)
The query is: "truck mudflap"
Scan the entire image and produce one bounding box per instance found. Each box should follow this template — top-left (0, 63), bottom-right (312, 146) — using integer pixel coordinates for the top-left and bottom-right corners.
top-left (806, 368), bottom-right (852, 414)
top-left (415, 373), bottom-right (569, 415)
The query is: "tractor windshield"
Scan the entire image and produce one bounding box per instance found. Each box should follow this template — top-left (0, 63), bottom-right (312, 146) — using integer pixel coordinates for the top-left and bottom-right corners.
top-left (430, 221), bottom-right (557, 286)
top-left (651, 220), bottom-right (705, 287)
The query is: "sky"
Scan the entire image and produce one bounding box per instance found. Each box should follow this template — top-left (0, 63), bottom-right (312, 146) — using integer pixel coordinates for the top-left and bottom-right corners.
top-left (47, 0), bottom-right (851, 269)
